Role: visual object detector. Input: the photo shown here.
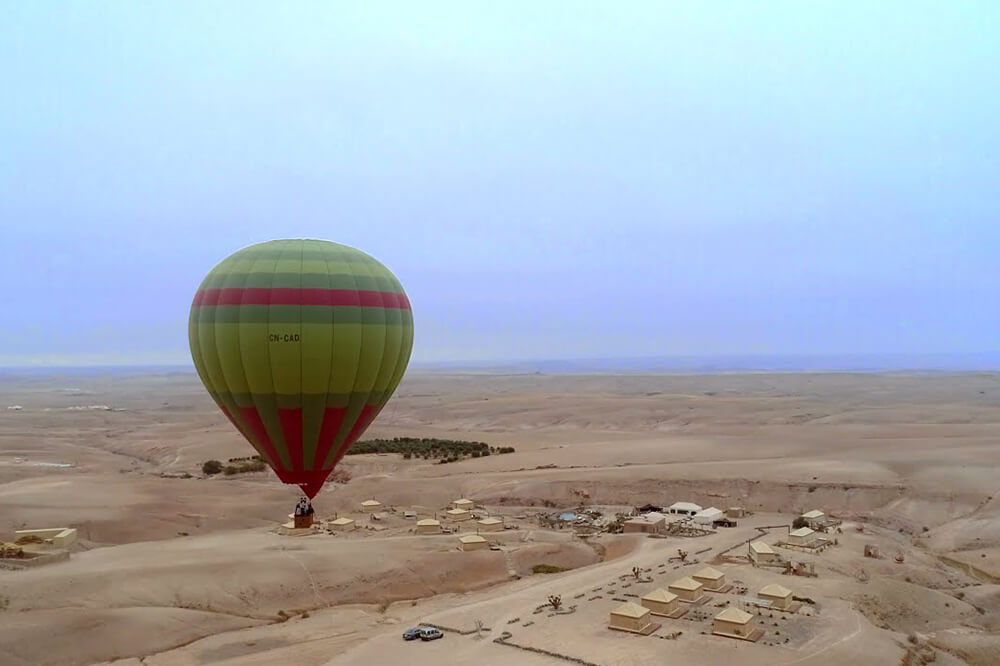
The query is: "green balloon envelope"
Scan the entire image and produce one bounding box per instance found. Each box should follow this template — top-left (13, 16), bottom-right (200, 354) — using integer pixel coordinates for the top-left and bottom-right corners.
top-left (188, 239), bottom-right (414, 498)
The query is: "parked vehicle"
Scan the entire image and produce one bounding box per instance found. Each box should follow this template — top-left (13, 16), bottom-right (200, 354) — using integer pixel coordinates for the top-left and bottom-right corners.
top-left (402, 628), bottom-right (423, 641)
top-left (419, 627), bottom-right (444, 641)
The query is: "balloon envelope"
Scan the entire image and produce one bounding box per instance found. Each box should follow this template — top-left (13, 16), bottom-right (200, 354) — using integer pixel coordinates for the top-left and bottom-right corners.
top-left (188, 239), bottom-right (414, 498)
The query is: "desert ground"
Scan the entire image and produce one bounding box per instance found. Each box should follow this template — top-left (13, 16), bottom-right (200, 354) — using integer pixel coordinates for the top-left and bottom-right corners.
top-left (1, 370), bottom-right (999, 666)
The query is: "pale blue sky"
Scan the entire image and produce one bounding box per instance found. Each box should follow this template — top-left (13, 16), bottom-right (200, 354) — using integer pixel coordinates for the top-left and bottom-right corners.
top-left (1, 2), bottom-right (998, 366)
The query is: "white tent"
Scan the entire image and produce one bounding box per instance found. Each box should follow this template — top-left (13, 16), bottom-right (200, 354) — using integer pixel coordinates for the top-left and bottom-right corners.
top-left (693, 507), bottom-right (724, 525)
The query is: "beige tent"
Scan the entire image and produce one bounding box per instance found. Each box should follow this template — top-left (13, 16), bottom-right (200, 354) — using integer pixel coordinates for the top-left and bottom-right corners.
top-left (759, 583), bottom-right (794, 610)
top-left (609, 601), bottom-right (653, 634)
top-left (623, 512), bottom-right (666, 534)
top-left (640, 588), bottom-right (682, 617)
top-left (713, 606), bottom-right (758, 640)
top-left (416, 518), bottom-right (442, 535)
top-left (693, 566), bottom-right (727, 591)
top-left (452, 498), bottom-right (474, 510)
top-left (458, 534), bottom-right (488, 551)
top-left (787, 526), bottom-right (816, 546)
top-left (360, 499), bottom-right (382, 513)
top-left (749, 540), bottom-right (778, 564)
top-left (329, 517), bottom-right (355, 532)
top-left (13, 528), bottom-right (77, 549)
top-left (802, 509), bottom-right (827, 529)
top-left (727, 506), bottom-right (746, 518)
top-left (446, 508), bottom-right (472, 522)
top-left (477, 517), bottom-right (503, 532)
top-left (668, 576), bottom-right (705, 603)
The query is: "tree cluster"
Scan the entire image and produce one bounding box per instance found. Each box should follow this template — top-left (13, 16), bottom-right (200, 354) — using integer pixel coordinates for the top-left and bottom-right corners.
top-left (346, 437), bottom-right (515, 463)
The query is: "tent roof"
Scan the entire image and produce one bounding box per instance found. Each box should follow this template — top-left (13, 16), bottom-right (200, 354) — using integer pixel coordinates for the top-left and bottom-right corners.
top-left (459, 534), bottom-right (486, 543)
top-left (759, 583), bottom-right (792, 598)
top-left (416, 519), bottom-right (440, 526)
top-left (715, 607), bottom-right (753, 624)
top-left (360, 499), bottom-right (381, 506)
top-left (669, 576), bottom-right (703, 591)
top-left (802, 509), bottom-right (825, 518)
top-left (694, 566), bottom-right (725, 580)
top-left (695, 507), bottom-right (723, 517)
top-left (790, 527), bottom-right (815, 538)
top-left (641, 588), bottom-right (678, 603)
top-left (453, 498), bottom-right (473, 505)
top-left (330, 517), bottom-right (354, 525)
top-left (750, 540), bottom-right (775, 554)
top-left (478, 517), bottom-right (502, 524)
top-left (669, 501), bottom-right (703, 512)
top-left (446, 508), bottom-right (470, 515)
top-left (611, 601), bottom-right (650, 619)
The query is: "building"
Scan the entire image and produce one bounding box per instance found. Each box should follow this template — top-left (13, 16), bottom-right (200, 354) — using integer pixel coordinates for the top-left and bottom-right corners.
top-left (458, 534), bottom-right (488, 551)
top-left (640, 588), bottom-right (683, 618)
top-left (329, 517), bottom-right (355, 532)
top-left (416, 518), bottom-right (442, 535)
top-left (668, 501), bottom-right (702, 517)
top-left (477, 517), bottom-right (503, 532)
top-left (623, 512), bottom-right (667, 534)
top-left (712, 607), bottom-right (758, 640)
top-left (749, 540), bottom-right (778, 565)
top-left (758, 583), bottom-right (794, 610)
top-left (446, 508), bottom-right (472, 522)
top-left (727, 506), bottom-right (746, 518)
top-left (801, 509), bottom-right (827, 530)
top-left (608, 601), bottom-right (654, 634)
top-left (360, 499), bottom-right (382, 513)
top-left (452, 498), bottom-right (474, 510)
top-left (787, 526), bottom-right (816, 546)
top-left (693, 507), bottom-right (724, 526)
top-left (13, 528), bottom-right (77, 549)
top-left (668, 576), bottom-right (705, 603)
top-left (693, 566), bottom-right (727, 592)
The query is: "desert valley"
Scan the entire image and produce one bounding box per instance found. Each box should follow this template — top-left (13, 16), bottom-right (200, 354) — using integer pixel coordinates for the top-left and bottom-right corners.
top-left (2, 370), bottom-right (999, 666)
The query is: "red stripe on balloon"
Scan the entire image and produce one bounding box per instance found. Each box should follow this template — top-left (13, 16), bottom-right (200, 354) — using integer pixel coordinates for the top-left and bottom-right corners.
top-left (192, 288), bottom-right (410, 309)
top-left (278, 408), bottom-right (304, 472)
top-left (240, 407), bottom-right (284, 470)
top-left (313, 407), bottom-right (348, 470)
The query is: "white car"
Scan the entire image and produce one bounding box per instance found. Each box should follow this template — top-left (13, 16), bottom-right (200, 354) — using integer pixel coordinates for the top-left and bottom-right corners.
top-left (419, 627), bottom-right (444, 641)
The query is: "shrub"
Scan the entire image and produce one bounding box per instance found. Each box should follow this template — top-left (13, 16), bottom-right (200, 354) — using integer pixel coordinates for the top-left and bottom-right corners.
top-left (791, 517), bottom-right (809, 530)
top-left (223, 465), bottom-right (238, 476)
top-left (532, 564), bottom-right (568, 574)
top-left (202, 460), bottom-right (224, 475)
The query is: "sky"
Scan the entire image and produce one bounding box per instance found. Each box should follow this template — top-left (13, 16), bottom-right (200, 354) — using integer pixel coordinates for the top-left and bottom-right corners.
top-left (1, 2), bottom-right (999, 367)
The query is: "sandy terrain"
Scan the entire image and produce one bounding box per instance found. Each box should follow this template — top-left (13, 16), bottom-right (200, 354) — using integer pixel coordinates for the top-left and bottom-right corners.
top-left (1, 371), bottom-right (999, 665)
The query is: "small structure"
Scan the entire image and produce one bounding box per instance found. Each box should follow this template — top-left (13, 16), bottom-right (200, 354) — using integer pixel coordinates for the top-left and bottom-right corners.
top-left (693, 566), bottom-right (729, 592)
top-left (787, 526), bottom-right (816, 546)
top-left (608, 601), bottom-right (656, 634)
top-left (623, 511), bottom-right (667, 535)
top-left (758, 583), bottom-right (794, 610)
top-left (329, 517), bottom-right (355, 532)
top-left (668, 576), bottom-right (705, 603)
top-left (452, 498), bottom-right (475, 510)
top-left (13, 528), bottom-right (77, 549)
top-left (403, 510), bottom-right (418, 519)
top-left (416, 518), bottom-right (442, 535)
top-left (477, 517), bottom-right (503, 532)
top-left (636, 503), bottom-right (663, 513)
top-left (693, 507), bottom-right (724, 526)
top-left (727, 506), bottom-right (746, 518)
top-left (640, 588), bottom-right (685, 618)
top-left (458, 534), bottom-right (488, 551)
top-left (446, 508), bottom-right (472, 522)
top-left (712, 607), bottom-right (761, 641)
top-left (360, 499), bottom-right (382, 513)
top-left (801, 509), bottom-right (828, 530)
top-left (864, 543), bottom-right (880, 558)
top-left (749, 540), bottom-right (779, 565)
top-left (668, 501), bottom-right (702, 517)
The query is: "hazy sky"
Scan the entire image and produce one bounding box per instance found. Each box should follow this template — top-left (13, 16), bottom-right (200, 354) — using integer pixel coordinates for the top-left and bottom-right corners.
top-left (2, 2), bottom-right (998, 366)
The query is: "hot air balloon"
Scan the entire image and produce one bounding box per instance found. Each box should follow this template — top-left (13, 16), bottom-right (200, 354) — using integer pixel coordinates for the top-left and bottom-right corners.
top-left (188, 239), bottom-right (413, 499)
